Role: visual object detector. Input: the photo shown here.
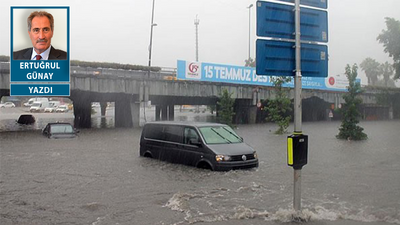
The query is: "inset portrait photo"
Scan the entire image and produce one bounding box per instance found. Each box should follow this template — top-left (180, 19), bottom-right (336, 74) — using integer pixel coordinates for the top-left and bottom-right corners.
top-left (12, 7), bottom-right (69, 60)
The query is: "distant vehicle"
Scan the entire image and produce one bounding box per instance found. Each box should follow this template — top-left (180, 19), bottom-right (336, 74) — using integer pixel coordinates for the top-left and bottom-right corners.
top-left (17, 114), bottom-right (36, 125)
top-left (42, 122), bottom-right (79, 139)
top-left (0, 102), bottom-right (16, 108)
top-left (56, 105), bottom-right (69, 113)
top-left (44, 101), bottom-right (60, 113)
top-left (24, 97), bottom-right (48, 107)
top-left (49, 101), bottom-right (61, 107)
top-left (30, 101), bottom-right (50, 112)
top-left (140, 122), bottom-right (259, 171)
top-left (44, 106), bottom-right (57, 113)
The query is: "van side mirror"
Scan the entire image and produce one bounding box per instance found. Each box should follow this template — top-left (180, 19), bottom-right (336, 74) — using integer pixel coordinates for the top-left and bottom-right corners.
top-left (189, 138), bottom-right (202, 146)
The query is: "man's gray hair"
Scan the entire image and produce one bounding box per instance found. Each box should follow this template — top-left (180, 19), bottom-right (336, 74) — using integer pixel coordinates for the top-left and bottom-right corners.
top-left (27, 11), bottom-right (54, 32)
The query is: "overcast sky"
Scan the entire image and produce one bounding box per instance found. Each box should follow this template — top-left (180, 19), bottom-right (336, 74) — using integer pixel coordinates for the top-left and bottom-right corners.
top-left (1, 0), bottom-right (399, 84)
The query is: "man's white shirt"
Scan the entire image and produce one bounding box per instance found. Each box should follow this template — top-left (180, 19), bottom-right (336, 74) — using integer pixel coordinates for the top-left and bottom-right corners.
top-left (30, 46), bottom-right (51, 60)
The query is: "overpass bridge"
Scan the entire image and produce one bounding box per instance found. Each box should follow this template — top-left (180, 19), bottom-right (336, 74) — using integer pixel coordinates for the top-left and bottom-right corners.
top-left (0, 62), bottom-right (392, 128)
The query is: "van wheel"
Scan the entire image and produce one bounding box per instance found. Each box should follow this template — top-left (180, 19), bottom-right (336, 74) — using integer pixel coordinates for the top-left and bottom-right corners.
top-left (197, 162), bottom-right (212, 170)
top-left (143, 152), bottom-right (153, 158)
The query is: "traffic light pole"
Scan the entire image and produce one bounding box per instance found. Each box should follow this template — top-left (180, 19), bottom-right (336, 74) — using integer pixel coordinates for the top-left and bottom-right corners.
top-left (293, 0), bottom-right (302, 212)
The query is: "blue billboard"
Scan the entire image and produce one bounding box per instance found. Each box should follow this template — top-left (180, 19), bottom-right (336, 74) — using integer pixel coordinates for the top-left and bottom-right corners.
top-left (257, 1), bottom-right (328, 43)
top-left (177, 60), bottom-right (348, 92)
top-left (256, 39), bottom-right (328, 77)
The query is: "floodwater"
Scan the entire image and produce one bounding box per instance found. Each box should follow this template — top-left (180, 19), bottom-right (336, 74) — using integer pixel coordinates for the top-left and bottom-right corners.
top-left (1, 107), bottom-right (399, 225)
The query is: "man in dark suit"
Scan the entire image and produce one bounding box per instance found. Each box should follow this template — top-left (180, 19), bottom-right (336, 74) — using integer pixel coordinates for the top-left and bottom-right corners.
top-left (13, 11), bottom-right (67, 60)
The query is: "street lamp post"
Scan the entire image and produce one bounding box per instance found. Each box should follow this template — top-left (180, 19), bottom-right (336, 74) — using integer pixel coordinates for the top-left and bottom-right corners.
top-left (148, 0), bottom-right (156, 71)
top-left (143, 0), bottom-right (156, 123)
top-left (194, 15), bottom-right (200, 62)
top-left (247, 4), bottom-right (253, 60)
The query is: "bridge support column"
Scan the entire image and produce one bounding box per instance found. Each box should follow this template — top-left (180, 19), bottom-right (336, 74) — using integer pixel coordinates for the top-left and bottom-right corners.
top-left (155, 104), bottom-right (174, 121)
top-left (131, 101), bottom-right (140, 127)
top-left (100, 102), bottom-right (107, 116)
top-left (233, 99), bottom-right (257, 124)
top-left (168, 104), bottom-right (175, 121)
top-left (161, 105), bottom-right (168, 121)
top-left (115, 96), bottom-right (140, 128)
top-left (155, 106), bottom-right (161, 121)
top-left (248, 106), bottom-right (257, 124)
top-left (73, 100), bottom-right (92, 128)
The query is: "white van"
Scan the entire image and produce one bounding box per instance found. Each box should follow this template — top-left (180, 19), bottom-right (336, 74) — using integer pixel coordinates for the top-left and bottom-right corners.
top-left (30, 101), bottom-right (50, 112)
top-left (24, 98), bottom-right (48, 107)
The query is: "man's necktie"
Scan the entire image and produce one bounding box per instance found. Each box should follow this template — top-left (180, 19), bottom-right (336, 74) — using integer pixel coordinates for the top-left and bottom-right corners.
top-left (35, 55), bottom-right (42, 60)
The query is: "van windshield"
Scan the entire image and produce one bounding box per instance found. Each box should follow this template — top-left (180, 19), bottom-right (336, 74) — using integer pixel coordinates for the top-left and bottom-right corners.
top-left (199, 126), bottom-right (243, 144)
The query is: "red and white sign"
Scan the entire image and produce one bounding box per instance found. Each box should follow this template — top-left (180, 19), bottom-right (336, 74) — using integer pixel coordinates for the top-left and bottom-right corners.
top-left (185, 62), bottom-right (201, 79)
top-left (325, 75), bottom-right (349, 90)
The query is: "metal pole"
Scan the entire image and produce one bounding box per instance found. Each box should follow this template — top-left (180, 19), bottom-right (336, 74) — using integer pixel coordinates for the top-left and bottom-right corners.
top-left (194, 15), bottom-right (200, 113)
top-left (294, 169), bottom-right (301, 211)
top-left (247, 4), bottom-right (253, 60)
top-left (148, 0), bottom-right (156, 70)
top-left (194, 15), bottom-right (200, 62)
top-left (293, 0), bottom-right (302, 212)
top-left (144, 0), bottom-right (156, 123)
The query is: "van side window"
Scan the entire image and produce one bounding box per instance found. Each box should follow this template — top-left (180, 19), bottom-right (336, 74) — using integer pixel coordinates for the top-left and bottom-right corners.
top-left (184, 128), bottom-right (199, 145)
top-left (164, 126), bottom-right (183, 143)
top-left (145, 124), bottom-right (164, 140)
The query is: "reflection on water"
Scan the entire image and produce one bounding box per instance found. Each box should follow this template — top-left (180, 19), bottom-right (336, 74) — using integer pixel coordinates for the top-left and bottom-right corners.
top-left (91, 116), bottom-right (115, 129)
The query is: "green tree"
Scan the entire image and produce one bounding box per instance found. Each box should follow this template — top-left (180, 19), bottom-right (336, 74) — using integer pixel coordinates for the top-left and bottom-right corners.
top-left (337, 64), bottom-right (367, 141)
top-left (217, 89), bottom-right (235, 127)
top-left (360, 58), bottom-right (381, 85)
top-left (377, 17), bottom-right (400, 79)
top-left (207, 105), bottom-right (216, 114)
top-left (264, 77), bottom-right (292, 134)
top-left (380, 61), bottom-right (394, 87)
top-left (245, 57), bottom-right (256, 67)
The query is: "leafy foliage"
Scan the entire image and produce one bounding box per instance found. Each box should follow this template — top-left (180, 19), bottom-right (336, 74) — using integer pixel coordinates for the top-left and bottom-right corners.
top-left (380, 61), bottom-right (394, 87)
top-left (217, 89), bottom-right (235, 127)
top-left (244, 57), bottom-right (256, 67)
top-left (265, 77), bottom-right (292, 134)
top-left (337, 64), bottom-right (367, 140)
top-left (377, 17), bottom-right (400, 79)
top-left (207, 105), bottom-right (216, 114)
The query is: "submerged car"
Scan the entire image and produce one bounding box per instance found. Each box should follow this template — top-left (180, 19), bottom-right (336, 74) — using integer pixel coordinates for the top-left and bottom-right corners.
top-left (42, 122), bottom-right (79, 139)
top-left (17, 114), bottom-right (36, 125)
top-left (140, 122), bottom-right (258, 171)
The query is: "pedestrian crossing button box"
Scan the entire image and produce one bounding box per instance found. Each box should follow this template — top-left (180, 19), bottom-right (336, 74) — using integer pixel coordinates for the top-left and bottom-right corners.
top-left (287, 134), bottom-right (308, 169)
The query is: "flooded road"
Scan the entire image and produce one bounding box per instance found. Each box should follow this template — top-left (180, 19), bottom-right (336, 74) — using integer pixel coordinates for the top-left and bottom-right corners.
top-left (1, 107), bottom-right (399, 225)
